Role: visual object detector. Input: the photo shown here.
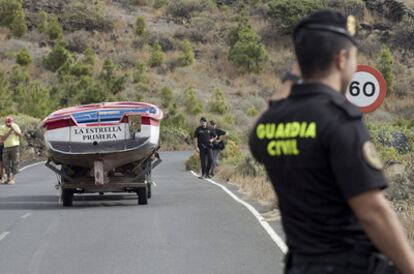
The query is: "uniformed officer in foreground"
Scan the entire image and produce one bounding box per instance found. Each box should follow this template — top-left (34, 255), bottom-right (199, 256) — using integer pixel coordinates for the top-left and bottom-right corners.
top-left (249, 10), bottom-right (414, 274)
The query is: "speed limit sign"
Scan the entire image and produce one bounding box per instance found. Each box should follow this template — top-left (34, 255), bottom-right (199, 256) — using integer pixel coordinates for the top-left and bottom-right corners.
top-left (345, 65), bottom-right (387, 113)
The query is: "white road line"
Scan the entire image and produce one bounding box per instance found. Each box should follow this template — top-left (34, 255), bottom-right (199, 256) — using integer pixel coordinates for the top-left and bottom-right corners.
top-left (191, 171), bottom-right (288, 254)
top-left (21, 213), bottom-right (32, 219)
top-left (0, 231), bottom-right (10, 242)
top-left (19, 161), bottom-right (46, 172)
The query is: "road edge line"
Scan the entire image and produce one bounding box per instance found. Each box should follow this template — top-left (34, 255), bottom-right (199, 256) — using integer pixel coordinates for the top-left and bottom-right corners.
top-left (190, 171), bottom-right (288, 254)
top-left (19, 161), bottom-right (46, 172)
top-left (0, 231), bottom-right (10, 242)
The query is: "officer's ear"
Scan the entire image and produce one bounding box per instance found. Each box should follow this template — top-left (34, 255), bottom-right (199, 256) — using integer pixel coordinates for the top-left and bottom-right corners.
top-left (335, 49), bottom-right (348, 71)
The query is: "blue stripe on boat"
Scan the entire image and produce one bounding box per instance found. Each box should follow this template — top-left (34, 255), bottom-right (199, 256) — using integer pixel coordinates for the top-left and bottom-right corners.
top-left (72, 108), bottom-right (156, 124)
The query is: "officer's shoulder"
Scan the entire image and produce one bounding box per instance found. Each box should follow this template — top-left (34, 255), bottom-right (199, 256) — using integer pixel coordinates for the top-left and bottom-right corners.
top-left (326, 95), bottom-right (362, 120)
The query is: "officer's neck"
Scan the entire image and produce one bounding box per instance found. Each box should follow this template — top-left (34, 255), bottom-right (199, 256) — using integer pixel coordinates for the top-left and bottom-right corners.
top-left (303, 73), bottom-right (341, 93)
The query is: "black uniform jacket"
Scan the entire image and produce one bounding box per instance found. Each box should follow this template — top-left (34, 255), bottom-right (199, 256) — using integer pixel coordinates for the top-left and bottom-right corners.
top-left (249, 83), bottom-right (387, 254)
top-left (194, 126), bottom-right (215, 149)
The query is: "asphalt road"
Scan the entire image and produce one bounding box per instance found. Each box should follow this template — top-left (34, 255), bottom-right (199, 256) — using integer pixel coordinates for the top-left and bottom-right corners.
top-left (0, 151), bottom-right (284, 274)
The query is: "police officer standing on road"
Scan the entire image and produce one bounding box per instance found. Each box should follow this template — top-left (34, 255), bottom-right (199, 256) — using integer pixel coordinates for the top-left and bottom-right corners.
top-left (249, 10), bottom-right (414, 274)
top-left (194, 117), bottom-right (215, 179)
top-left (209, 120), bottom-right (227, 177)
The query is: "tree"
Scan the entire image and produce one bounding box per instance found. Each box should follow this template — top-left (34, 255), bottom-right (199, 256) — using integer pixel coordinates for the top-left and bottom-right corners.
top-left (148, 41), bottom-right (164, 67)
top-left (77, 76), bottom-right (109, 104)
top-left (133, 61), bottom-right (148, 83)
top-left (376, 45), bottom-right (394, 96)
top-left (15, 81), bottom-right (51, 118)
top-left (267, 0), bottom-right (326, 33)
top-left (135, 16), bottom-right (146, 36)
top-left (46, 15), bottom-right (63, 40)
top-left (178, 39), bottom-right (195, 66)
top-left (0, 0), bottom-right (22, 26)
top-left (16, 48), bottom-right (32, 66)
top-left (8, 66), bottom-right (30, 94)
top-left (9, 8), bottom-right (27, 37)
top-left (99, 59), bottom-right (126, 94)
top-left (43, 43), bottom-right (71, 72)
top-left (83, 47), bottom-right (96, 66)
top-left (208, 88), bottom-right (229, 114)
top-left (37, 11), bottom-right (48, 33)
top-left (184, 87), bottom-right (202, 115)
top-left (160, 86), bottom-right (173, 108)
top-left (0, 72), bottom-right (13, 116)
top-left (228, 24), bottom-right (268, 74)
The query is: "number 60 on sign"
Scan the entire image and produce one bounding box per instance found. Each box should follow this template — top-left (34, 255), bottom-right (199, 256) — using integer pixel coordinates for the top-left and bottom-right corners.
top-left (345, 65), bottom-right (387, 113)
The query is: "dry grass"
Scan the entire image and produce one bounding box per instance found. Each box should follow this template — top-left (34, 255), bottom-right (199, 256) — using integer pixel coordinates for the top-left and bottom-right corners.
top-left (216, 165), bottom-right (277, 207)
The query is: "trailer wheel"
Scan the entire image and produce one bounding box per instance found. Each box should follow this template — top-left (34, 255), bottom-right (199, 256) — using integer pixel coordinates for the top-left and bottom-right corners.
top-left (62, 189), bottom-right (74, 207)
top-left (137, 187), bottom-right (148, 205)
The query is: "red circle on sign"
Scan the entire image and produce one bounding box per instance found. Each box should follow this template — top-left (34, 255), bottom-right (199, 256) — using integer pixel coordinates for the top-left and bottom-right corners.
top-left (355, 64), bottom-right (387, 113)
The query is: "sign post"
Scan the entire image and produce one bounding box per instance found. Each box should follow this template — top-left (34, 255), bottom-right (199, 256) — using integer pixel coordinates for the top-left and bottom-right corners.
top-left (345, 65), bottom-right (387, 113)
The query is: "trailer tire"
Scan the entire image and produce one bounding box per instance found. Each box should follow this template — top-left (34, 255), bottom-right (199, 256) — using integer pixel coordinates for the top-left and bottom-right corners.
top-left (62, 189), bottom-right (74, 207)
top-left (137, 187), bottom-right (148, 205)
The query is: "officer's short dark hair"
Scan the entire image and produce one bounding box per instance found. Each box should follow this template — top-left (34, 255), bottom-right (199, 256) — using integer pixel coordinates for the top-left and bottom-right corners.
top-left (293, 10), bottom-right (356, 79)
top-left (209, 120), bottom-right (216, 126)
top-left (294, 31), bottom-right (352, 78)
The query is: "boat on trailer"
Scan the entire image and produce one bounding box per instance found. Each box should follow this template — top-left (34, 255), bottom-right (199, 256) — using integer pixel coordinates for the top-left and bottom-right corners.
top-left (42, 101), bottom-right (163, 206)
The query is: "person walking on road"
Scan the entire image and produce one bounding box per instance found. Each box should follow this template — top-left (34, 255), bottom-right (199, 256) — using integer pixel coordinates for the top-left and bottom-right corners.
top-left (209, 120), bottom-right (227, 177)
top-left (0, 116), bottom-right (22, 185)
top-left (194, 117), bottom-right (215, 179)
top-left (249, 10), bottom-right (414, 274)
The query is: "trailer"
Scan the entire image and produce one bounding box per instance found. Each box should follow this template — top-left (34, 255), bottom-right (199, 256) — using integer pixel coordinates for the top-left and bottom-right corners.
top-left (41, 102), bottom-right (163, 206)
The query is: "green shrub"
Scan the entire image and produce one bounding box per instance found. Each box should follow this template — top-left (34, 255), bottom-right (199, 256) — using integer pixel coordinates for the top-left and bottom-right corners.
top-left (376, 45), bottom-right (394, 96)
top-left (153, 0), bottom-right (170, 9)
top-left (99, 59), bottom-right (127, 94)
top-left (135, 16), bottom-right (146, 36)
top-left (267, 0), bottom-right (326, 33)
top-left (16, 48), bottom-right (32, 66)
top-left (0, 0), bottom-right (22, 26)
top-left (133, 61), bottom-right (148, 83)
top-left (185, 152), bottom-right (200, 171)
top-left (0, 72), bottom-right (13, 116)
top-left (15, 81), bottom-right (51, 118)
top-left (0, 0), bottom-right (27, 37)
top-left (61, 1), bottom-right (113, 32)
top-left (77, 76), bottom-right (110, 104)
top-left (46, 15), bottom-right (63, 40)
top-left (184, 87), bottom-right (203, 115)
top-left (129, 0), bottom-right (153, 5)
top-left (178, 39), bottom-right (195, 66)
top-left (228, 24), bottom-right (268, 74)
top-left (9, 8), bottom-right (27, 37)
top-left (161, 104), bottom-right (192, 149)
top-left (148, 41), bottom-right (164, 67)
top-left (160, 86), bottom-right (173, 108)
top-left (221, 140), bottom-right (241, 162)
top-left (327, 0), bottom-right (365, 18)
top-left (247, 105), bottom-right (258, 117)
top-left (82, 47), bottom-right (96, 66)
top-left (209, 88), bottom-right (229, 114)
top-left (7, 66), bottom-right (30, 93)
top-left (43, 43), bottom-right (71, 72)
top-left (167, 0), bottom-right (214, 19)
top-left (37, 11), bottom-right (48, 33)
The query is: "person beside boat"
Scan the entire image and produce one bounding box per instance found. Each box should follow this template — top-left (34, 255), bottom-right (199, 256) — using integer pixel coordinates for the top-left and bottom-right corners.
top-left (209, 120), bottom-right (227, 177)
top-left (0, 116), bottom-right (22, 185)
top-left (194, 117), bottom-right (215, 179)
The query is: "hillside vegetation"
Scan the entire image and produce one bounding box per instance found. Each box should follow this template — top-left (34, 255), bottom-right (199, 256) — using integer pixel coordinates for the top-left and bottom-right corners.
top-left (0, 0), bottom-right (413, 235)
